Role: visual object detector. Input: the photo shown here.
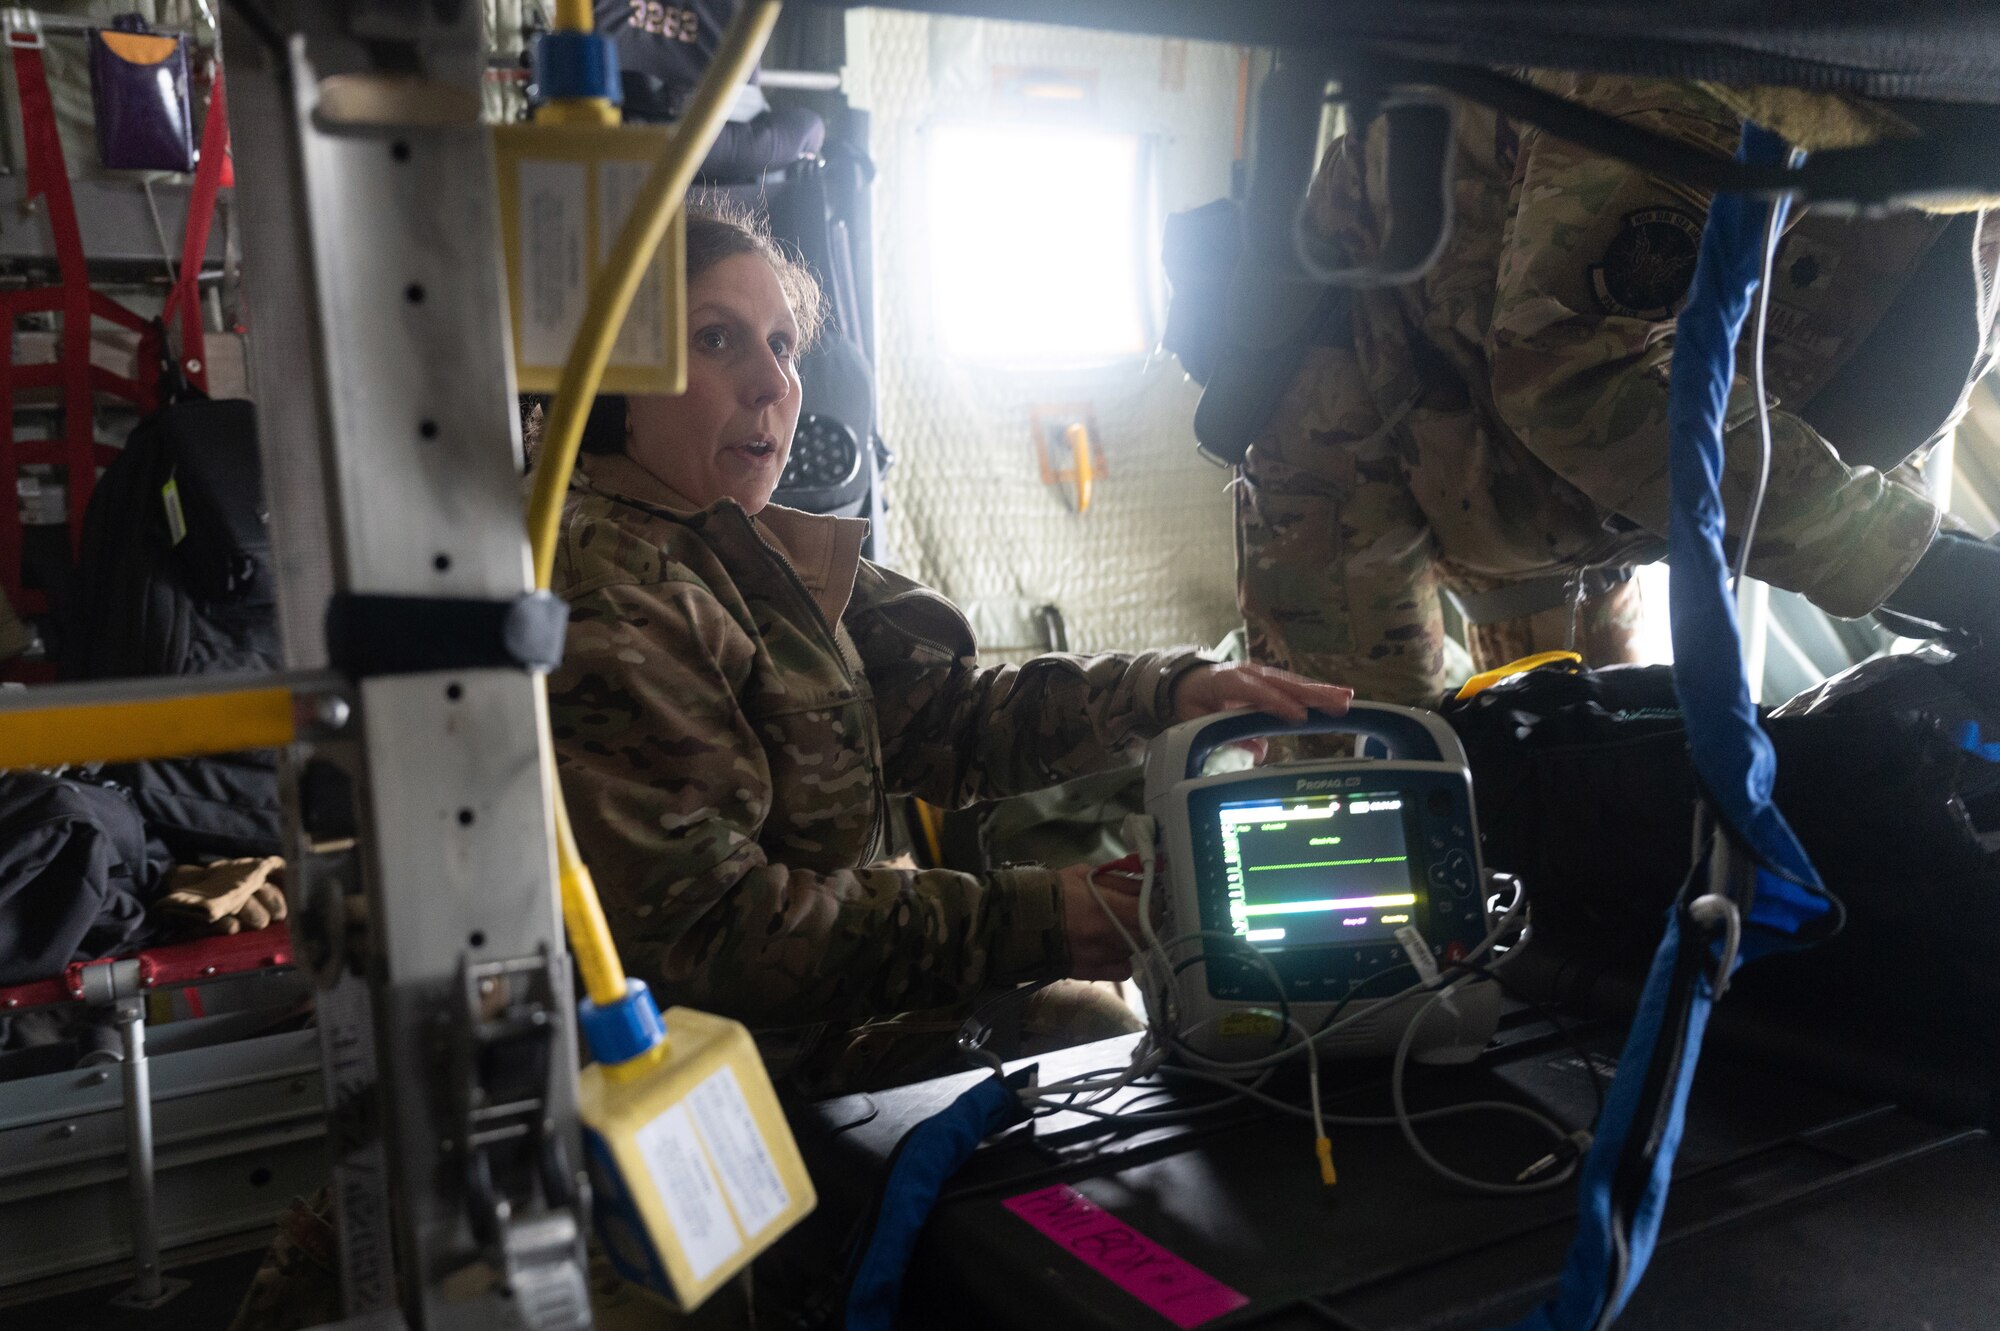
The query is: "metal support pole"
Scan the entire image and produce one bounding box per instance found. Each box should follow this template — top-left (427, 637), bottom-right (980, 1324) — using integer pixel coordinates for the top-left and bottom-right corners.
top-left (223, 5), bottom-right (588, 1327)
top-left (112, 996), bottom-right (162, 1306)
top-left (67, 957), bottom-right (193, 1312)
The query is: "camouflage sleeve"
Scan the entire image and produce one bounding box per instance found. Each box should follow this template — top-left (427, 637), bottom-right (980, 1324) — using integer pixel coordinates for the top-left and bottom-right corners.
top-left (1485, 76), bottom-right (1941, 618)
top-left (549, 575), bottom-right (1070, 1028)
top-left (1888, 451), bottom-right (1979, 535)
top-left (844, 566), bottom-right (1213, 808)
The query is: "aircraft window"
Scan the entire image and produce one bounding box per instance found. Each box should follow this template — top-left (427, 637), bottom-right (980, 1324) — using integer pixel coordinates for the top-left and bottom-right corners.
top-left (925, 122), bottom-right (1150, 365)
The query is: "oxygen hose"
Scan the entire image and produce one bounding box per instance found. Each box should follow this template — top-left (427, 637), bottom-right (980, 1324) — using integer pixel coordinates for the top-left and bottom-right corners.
top-left (524, 0), bottom-right (784, 1008)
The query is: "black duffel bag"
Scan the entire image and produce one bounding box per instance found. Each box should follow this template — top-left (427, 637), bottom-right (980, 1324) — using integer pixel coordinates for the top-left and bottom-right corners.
top-left (59, 397), bottom-right (283, 861)
top-left (1443, 649), bottom-right (2000, 1059)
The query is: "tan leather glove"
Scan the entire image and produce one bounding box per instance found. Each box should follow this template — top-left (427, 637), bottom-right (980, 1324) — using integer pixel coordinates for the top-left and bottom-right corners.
top-left (154, 856), bottom-right (288, 935)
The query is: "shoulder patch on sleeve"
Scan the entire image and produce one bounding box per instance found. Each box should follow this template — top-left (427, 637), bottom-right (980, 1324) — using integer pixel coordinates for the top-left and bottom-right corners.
top-left (1589, 206), bottom-right (1705, 320)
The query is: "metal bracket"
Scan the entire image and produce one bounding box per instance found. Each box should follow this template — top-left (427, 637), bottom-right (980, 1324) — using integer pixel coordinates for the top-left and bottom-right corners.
top-left (442, 952), bottom-right (589, 1330)
top-left (71, 955), bottom-right (147, 1006)
top-left (1685, 813), bottom-right (1756, 998)
top-left (1, 7), bottom-right (43, 50)
top-left (1295, 91), bottom-right (1457, 288)
top-left (1237, 54), bottom-right (1458, 290)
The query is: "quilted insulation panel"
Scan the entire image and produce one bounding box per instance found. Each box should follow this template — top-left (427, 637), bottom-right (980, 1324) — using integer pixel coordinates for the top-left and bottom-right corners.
top-left (844, 10), bottom-right (1246, 660)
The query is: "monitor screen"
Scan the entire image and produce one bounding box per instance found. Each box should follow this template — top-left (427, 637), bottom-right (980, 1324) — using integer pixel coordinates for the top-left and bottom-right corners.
top-left (1217, 791), bottom-right (1424, 950)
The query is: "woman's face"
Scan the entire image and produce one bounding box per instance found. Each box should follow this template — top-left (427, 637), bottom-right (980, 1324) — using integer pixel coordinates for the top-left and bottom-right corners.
top-left (626, 251), bottom-right (803, 515)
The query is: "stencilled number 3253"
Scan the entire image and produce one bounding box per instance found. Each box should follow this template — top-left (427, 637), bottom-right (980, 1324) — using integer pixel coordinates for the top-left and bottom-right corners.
top-left (628, 1), bottom-right (699, 41)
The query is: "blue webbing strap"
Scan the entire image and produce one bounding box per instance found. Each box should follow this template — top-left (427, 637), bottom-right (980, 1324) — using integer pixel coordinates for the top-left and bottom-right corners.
top-left (1961, 720), bottom-right (2000, 763)
top-left (1504, 123), bottom-right (1835, 1331)
top-left (1661, 126), bottom-right (1828, 929)
top-left (845, 1073), bottom-right (1023, 1331)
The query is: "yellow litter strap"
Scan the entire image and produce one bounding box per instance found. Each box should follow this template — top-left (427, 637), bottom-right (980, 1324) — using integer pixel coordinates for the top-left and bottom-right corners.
top-left (524, 1), bottom-right (782, 590)
top-left (1452, 650), bottom-right (1583, 702)
top-left (524, 0), bottom-right (782, 1008)
top-left (0, 681), bottom-right (299, 769)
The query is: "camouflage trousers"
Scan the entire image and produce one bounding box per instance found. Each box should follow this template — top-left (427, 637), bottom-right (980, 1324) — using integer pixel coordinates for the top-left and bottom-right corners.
top-left (1235, 345), bottom-right (1643, 708)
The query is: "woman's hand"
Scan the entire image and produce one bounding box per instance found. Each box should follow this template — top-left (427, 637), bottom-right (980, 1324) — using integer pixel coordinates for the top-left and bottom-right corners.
top-left (1171, 662), bottom-right (1354, 726)
top-left (1058, 860), bottom-right (1142, 981)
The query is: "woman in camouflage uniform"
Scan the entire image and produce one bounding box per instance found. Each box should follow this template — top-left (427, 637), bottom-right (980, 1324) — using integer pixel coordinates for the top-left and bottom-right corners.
top-left (230, 203), bottom-right (1349, 1331)
top-left (543, 201), bottom-right (1352, 1091)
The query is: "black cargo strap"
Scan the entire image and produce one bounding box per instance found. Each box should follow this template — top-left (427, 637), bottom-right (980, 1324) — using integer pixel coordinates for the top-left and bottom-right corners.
top-left (325, 591), bottom-right (569, 677)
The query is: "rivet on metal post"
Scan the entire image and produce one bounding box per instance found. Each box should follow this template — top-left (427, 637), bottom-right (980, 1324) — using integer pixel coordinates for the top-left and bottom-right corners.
top-left (295, 690), bottom-right (353, 738)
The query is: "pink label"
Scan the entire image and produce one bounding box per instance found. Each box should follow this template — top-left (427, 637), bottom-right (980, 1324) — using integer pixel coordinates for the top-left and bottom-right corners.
top-left (1002, 1183), bottom-right (1250, 1328)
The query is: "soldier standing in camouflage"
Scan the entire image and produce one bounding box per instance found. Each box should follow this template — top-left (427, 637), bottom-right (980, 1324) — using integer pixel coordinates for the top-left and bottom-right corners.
top-left (1236, 74), bottom-right (2000, 707)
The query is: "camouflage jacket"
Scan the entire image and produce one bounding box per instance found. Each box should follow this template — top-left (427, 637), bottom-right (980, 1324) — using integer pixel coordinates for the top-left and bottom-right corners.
top-left (547, 452), bottom-right (1206, 1040)
top-left (1312, 73), bottom-right (1998, 617)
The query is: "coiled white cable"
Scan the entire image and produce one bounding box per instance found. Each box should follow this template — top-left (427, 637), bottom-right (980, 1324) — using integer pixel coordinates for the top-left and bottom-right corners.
top-left (1039, 814), bottom-right (1588, 1194)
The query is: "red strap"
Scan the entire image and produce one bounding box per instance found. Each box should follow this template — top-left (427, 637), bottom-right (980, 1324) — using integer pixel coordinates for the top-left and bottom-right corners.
top-left (11, 44), bottom-right (98, 549)
top-left (0, 44), bottom-right (162, 639)
top-left (163, 69), bottom-right (229, 395)
top-left (13, 47), bottom-right (63, 208)
top-left (0, 290), bottom-right (19, 615)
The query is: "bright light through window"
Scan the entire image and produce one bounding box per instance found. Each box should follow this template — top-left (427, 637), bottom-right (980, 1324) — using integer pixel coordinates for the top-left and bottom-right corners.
top-left (1632, 563), bottom-right (1676, 665)
top-left (926, 123), bottom-right (1148, 365)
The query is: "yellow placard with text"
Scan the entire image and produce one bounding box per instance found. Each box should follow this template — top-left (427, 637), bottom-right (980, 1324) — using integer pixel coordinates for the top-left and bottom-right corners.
top-left (492, 121), bottom-right (687, 394)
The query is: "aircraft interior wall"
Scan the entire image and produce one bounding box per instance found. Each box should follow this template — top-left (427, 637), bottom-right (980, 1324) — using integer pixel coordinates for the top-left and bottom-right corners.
top-left (844, 10), bottom-right (1245, 659)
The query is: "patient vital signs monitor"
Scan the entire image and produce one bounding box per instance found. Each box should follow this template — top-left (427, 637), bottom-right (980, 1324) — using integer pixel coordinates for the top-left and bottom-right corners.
top-left (1145, 703), bottom-right (1501, 1062)
top-left (1219, 788), bottom-right (1426, 946)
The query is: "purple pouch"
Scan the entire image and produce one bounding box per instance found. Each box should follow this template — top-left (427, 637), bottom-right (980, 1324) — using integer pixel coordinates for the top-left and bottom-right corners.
top-left (88, 22), bottom-right (194, 173)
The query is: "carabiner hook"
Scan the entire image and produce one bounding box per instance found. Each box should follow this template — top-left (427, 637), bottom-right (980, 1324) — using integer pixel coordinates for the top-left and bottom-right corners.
top-left (1686, 893), bottom-right (1743, 999)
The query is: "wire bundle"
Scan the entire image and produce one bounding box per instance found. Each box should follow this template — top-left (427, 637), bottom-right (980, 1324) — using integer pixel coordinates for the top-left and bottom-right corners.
top-left (993, 814), bottom-right (1597, 1196)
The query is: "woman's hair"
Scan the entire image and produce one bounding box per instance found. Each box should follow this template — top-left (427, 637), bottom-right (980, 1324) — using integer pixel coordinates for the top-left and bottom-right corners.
top-left (523, 194), bottom-right (827, 462)
top-left (685, 193), bottom-right (826, 353)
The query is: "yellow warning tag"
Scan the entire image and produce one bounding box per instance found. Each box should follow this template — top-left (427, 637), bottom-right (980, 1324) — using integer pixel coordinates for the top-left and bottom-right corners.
top-left (580, 1005), bottom-right (815, 1311)
top-left (1217, 1010), bottom-right (1283, 1039)
top-left (161, 474), bottom-right (187, 546)
top-left (492, 121), bottom-right (687, 394)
